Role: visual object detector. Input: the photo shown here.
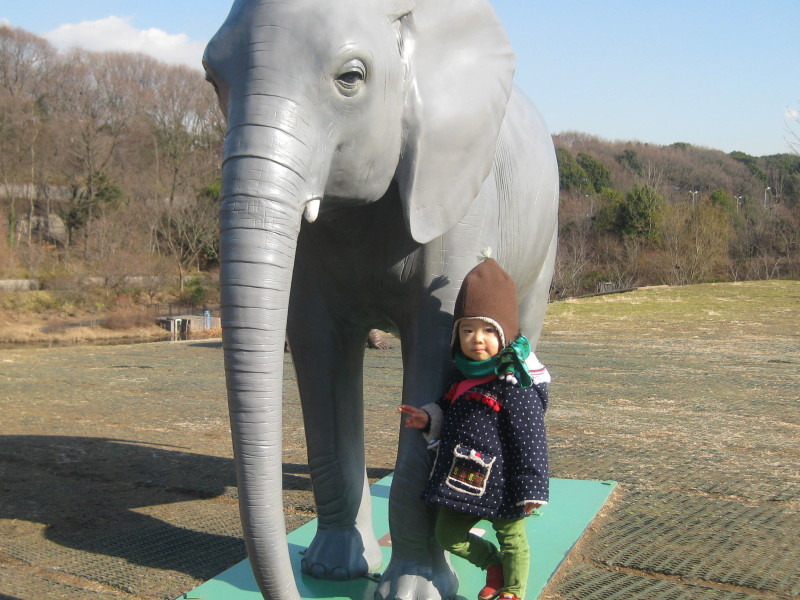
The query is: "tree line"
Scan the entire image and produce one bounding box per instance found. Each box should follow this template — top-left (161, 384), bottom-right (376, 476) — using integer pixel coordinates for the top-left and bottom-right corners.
top-left (552, 133), bottom-right (799, 297)
top-left (0, 24), bottom-right (224, 296)
top-left (1, 24), bottom-right (798, 305)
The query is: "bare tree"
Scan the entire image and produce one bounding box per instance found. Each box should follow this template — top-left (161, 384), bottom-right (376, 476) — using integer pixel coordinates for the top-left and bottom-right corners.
top-left (52, 50), bottom-right (138, 256)
top-left (143, 63), bottom-right (223, 205)
top-left (660, 200), bottom-right (734, 285)
top-left (0, 25), bottom-right (56, 98)
top-left (787, 104), bottom-right (800, 155)
top-left (138, 62), bottom-right (223, 291)
top-left (0, 26), bottom-right (56, 254)
top-left (138, 252), bottom-right (174, 303)
top-left (594, 235), bottom-right (643, 291)
top-left (552, 194), bottom-right (594, 298)
top-left (154, 193), bottom-right (219, 291)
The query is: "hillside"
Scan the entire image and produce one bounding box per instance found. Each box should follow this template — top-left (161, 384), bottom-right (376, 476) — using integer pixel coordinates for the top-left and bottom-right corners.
top-left (551, 133), bottom-right (799, 297)
top-left (554, 131), bottom-right (799, 206)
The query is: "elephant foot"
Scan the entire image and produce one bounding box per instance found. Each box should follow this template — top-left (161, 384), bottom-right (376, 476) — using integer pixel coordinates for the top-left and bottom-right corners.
top-left (301, 526), bottom-right (382, 581)
top-left (368, 329), bottom-right (393, 349)
top-left (375, 554), bottom-right (458, 600)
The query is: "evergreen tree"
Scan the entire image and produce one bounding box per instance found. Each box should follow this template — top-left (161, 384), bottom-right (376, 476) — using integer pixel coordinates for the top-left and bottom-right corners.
top-left (555, 147), bottom-right (589, 192)
top-left (576, 152), bottom-right (612, 193)
top-left (614, 185), bottom-right (665, 243)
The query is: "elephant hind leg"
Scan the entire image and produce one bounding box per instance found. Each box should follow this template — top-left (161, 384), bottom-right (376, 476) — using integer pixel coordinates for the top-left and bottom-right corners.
top-left (518, 228), bottom-right (557, 349)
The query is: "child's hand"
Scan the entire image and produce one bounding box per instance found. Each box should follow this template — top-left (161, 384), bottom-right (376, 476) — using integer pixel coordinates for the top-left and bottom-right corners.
top-left (398, 405), bottom-right (430, 429)
top-left (524, 502), bottom-right (542, 515)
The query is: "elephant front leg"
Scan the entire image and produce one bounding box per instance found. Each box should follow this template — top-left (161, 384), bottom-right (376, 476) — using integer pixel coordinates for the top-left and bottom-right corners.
top-left (289, 318), bottom-right (382, 580)
top-left (375, 427), bottom-right (458, 600)
top-left (377, 323), bottom-right (458, 600)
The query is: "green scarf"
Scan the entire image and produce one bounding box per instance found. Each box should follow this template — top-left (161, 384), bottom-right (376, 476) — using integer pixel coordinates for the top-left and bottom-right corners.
top-left (454, 335), bottom-right (533, 388)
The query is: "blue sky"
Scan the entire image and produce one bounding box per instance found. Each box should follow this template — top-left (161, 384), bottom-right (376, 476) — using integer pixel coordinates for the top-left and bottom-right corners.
top-left (2, 1), bottom-right (797, 157)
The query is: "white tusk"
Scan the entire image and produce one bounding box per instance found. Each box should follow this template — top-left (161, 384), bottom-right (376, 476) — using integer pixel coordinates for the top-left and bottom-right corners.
top-left (303, 198), bottom-right (321, 223)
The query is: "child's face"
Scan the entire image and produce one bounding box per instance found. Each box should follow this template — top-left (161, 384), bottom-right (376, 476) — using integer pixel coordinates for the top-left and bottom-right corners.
top-left (458, 318), bottom-right (500, 361)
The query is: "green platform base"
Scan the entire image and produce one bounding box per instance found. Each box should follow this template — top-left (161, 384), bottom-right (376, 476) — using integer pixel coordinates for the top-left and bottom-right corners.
top-left (178, 477), bottom-right (616, 600)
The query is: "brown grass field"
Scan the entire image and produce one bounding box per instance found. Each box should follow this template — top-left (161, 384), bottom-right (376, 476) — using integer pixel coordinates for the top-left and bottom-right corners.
top-left (0, 280), bottom-right (798, 599)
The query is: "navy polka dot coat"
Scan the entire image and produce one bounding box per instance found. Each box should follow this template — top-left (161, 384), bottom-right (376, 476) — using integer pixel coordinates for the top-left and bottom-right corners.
top-left (421, 372), bottom-right (549, 519)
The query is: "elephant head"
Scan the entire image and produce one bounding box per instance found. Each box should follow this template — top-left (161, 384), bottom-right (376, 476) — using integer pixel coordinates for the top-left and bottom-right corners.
top-left (203, 0), bottom-right (515, 597)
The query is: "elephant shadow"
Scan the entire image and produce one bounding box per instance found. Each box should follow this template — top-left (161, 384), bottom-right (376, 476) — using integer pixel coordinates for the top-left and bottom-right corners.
top-left (0, 435), bottom-right (337, 583)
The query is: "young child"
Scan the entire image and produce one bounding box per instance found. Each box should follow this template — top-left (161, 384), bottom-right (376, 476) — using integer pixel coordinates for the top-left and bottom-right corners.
top-left (400, 258), bottom-right (550, 600)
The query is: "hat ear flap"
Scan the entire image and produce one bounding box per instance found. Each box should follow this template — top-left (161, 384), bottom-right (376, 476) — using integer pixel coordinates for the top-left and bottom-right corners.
top-left (451, 316), bottom-right (507, 354)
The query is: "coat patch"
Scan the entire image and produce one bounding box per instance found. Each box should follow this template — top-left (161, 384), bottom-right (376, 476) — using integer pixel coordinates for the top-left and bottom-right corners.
top-left (446, 444), bottom-right (496, 496)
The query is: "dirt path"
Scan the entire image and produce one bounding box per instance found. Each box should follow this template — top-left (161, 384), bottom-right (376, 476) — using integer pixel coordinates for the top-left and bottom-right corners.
top-left (1, 281), bottom-right (798, 599)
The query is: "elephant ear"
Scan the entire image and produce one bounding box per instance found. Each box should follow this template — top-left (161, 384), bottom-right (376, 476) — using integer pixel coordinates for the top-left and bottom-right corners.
top-left (395, 0), bottom-right (515, 244)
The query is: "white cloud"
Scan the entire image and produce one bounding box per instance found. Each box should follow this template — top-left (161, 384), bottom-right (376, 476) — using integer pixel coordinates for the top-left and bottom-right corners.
top-left (786, 107), bottom-right (800, 120)
top-left (1, 18), bottom-right (11, 26)
top-left (44, 16), bottom-right (205, 70)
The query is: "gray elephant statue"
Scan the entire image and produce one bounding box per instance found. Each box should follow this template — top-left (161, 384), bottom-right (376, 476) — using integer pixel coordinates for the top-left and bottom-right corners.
top-left (203, 1), bottom-right (559, 599)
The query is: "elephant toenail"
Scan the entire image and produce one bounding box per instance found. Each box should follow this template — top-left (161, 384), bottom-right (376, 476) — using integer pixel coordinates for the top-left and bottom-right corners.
top-left (311, 563), bottom-right (328, 578)
top-left (302, 560), bottom-right (327, 579)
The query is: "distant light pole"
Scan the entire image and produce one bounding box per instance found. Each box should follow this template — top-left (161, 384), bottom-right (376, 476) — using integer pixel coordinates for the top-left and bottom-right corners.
top-left (735, 195), bottom-right (743, 213)
top-left (689, 190), bottom-right (699, 208)
top-left (764, 186), bottom-right (771, 207)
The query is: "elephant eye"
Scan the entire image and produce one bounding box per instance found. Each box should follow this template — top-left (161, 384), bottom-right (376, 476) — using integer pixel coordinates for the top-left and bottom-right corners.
top-left (335, 59), bottom-right (367, 97)
top-left (338, 71), bottom-right (363, 86)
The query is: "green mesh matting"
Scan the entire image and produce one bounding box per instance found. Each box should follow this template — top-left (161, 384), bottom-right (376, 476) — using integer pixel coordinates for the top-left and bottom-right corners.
top-left (550, 562), bottom-right (761, 600)
top-left (177, 476), bottom-right (616, 600)
top-left (580, 489), bottom-right (800, 597)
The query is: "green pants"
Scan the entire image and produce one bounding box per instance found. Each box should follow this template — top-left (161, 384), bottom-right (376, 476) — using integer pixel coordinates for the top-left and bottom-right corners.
top-left (435, 507), bottom-right (530, 599)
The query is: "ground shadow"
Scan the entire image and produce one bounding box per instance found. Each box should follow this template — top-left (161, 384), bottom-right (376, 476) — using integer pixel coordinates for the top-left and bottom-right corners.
top-left (0, 435), bottom-right (243, 581)
top-left (0, 436), bottom-right (345, 582)
top-left (188, 340), bottom-right (223, 349)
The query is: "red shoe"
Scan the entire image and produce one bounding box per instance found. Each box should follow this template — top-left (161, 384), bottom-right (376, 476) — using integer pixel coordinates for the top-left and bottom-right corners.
top-left (478, 564), bottom-right (504, 600)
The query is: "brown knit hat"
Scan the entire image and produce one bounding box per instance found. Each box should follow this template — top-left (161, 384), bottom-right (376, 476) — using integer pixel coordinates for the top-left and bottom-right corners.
top-left (452, 258), bottom-right (520, 352)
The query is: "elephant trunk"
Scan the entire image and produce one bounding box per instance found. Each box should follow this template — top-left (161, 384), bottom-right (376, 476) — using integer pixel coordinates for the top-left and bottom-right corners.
top-left (220, 113), bottom-right (313, 600)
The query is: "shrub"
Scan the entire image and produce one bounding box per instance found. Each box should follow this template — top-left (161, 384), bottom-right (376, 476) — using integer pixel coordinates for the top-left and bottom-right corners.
top-left (179, 277), bottom-right (207, 306)
top-left (103, 308), bottom-right (154, 330)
